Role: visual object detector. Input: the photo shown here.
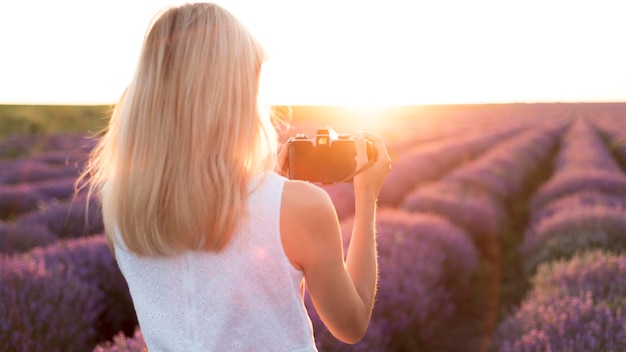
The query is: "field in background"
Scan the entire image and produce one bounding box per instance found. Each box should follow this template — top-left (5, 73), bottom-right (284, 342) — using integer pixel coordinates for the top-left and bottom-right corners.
top-left (0, 102), bottom-right (577, 140)
top-left (2, 102), bottom-right (626, 351)
top-left (0, 105), bottom-right (113, 138)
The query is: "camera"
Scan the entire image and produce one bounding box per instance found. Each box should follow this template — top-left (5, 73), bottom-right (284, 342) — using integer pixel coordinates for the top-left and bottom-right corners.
top-left (285, 128), bottom-right (377, 184)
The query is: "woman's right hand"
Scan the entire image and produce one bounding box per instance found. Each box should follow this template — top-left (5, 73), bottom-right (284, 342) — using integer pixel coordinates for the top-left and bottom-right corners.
top-left (353, 131), bottom-right (392, 201)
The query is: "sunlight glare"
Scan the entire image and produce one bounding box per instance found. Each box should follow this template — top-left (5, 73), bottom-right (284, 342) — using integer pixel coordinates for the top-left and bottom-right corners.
top-left (336, 106), bottom-right (397, 131)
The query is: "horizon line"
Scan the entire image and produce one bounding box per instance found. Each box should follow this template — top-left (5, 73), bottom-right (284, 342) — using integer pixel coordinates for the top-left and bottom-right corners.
top-left (2, 100), bottom-right (626, 107)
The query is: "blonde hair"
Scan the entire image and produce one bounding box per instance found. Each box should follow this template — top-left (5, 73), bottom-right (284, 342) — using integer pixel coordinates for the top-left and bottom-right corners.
top-left (81, 3), bottom-right (278, 256)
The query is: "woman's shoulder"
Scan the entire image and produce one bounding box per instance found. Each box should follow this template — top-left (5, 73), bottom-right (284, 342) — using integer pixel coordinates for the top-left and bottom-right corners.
top-left (280, 180), bottom-right (341, 271)
top-left (282, 180), bottom-right (335, 214)
top-left (283, 180), bottom-right (332, 207)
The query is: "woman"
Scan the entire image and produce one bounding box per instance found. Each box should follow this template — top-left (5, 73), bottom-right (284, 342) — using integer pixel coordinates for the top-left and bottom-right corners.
top-left (83, 2), bottom-right (391, 351)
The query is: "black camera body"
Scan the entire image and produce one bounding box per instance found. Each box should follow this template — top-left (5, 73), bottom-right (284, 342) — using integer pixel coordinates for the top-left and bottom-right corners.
top-left (286, 128), bottom-right (376, 184)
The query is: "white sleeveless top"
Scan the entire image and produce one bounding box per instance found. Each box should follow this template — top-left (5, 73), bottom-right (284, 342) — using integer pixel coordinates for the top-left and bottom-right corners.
top-left (114, 171), bottom-right (317, 351)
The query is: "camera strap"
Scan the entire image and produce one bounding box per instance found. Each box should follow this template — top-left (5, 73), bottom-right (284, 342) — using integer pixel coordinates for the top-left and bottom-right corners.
top-left (336, 160), bottom-right (376, 184)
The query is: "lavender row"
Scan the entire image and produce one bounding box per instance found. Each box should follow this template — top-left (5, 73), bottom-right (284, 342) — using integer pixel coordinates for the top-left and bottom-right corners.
top-left (0, 193), bottom-right (104, 254)
top-left (306, 210), bottom-right (479, 351)
top-left (323, 126), bottom-right (526, 221)
top-left (0, 133), bottom-right (95, 158)
top-left (442, 124), bottom-right (565, 203)
top-left (0, 235), bottom-right (136, 351)
top-left (378, 126), bottom-right (525, 207)
top-left (492, 250), bottom-right (626, 351)
top-left (0, 134), bottom-right (94, 223)
top-left (590, 114), bottom-right (626, 170)
top-left (401, 125), bottom-right (563, 251)
top-left (492, 117), bottom-right (626, 350)
top-left (0, 134), bottom-right (94, 183)
top-left (521, 118), bottom-right (626, 274)
top-left (529, 118), bottom-right (626, 210)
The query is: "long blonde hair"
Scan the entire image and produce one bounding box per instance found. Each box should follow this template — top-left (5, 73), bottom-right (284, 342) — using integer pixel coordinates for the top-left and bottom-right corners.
top-left (81, 3), bottom-right (278, 256)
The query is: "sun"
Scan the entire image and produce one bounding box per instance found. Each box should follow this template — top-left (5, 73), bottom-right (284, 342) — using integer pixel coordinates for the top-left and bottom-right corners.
top-left (332, 105), bottom-right (399, 132)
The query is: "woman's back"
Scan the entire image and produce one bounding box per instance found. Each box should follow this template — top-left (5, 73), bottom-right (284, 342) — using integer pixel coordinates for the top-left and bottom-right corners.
top-left (114, 172), bottom-right (317, 351)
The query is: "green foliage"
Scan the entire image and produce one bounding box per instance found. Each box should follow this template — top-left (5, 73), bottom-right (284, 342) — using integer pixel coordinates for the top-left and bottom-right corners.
top-left (0, 105), bottom-right (112, 139)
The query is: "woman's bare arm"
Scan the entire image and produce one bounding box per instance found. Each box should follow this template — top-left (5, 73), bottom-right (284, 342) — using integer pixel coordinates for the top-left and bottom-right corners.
top-left (280, 132), bottom-right (391, 344)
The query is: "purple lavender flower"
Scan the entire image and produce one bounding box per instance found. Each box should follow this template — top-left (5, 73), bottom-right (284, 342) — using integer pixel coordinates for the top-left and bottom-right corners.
top-left (442, 129), bottom-right (558, 202)
top-left (0, 135), bottom-right (36, 159)
top-left (531, 250), bottom-right (626, 304)
top-left (401, 181), bottom-right (505, 250)
top-left (493, 294), bottom-right (626, 352)
top-left (29, 176), bottom-right (77, 201)
top-left (0, 184), bottom-right (44, 219)
top-left (553, 120), bottom-right (621, 174)
top-left (590, 115), bottom-right (626, 170)
top-left (322, 183), bottom-right (355, 220)
top-left (521, 202), bottom-right (626, 274)
top-left (0, 221), bottom-right (57, 254)
top-left (0, 134), bottom-right (94, 161)
top-left (529, 169), bottom-right (626, 210)
top-left (378, 128), bottom-right (520, 206)
top-left (0, 251), bottom-right (105, 351)
top-left (92, 328), bottom-right (147, 352)
top-left (1, 235), bottom-right (136, 349)
top-left (529, 190), bottom-right (626, 225)
top-left (15, 194), bottom-right (104, 239)
top-left (493, 251), bottom-right (626, 352)
top-left (0, 158), bottom-right (74, 184)
top-left (29, 235), bottom-right (137, 340)
top-left (529, 118), bottom-right (626, 210)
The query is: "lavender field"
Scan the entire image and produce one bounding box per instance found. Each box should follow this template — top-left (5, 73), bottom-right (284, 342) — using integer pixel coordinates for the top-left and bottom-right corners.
top-left (1, 103), bottom-right (626, 351)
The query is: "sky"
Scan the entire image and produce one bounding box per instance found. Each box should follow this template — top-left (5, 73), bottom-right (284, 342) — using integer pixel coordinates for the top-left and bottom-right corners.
top-left (1, 0), bottom-right (625, 106)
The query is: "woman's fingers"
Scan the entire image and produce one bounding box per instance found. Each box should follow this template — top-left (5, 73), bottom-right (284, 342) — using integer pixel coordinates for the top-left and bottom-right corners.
top-left (361, 131), bottom-right (391, 171)
top-left (353, 131), bottom-right (391, 197)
